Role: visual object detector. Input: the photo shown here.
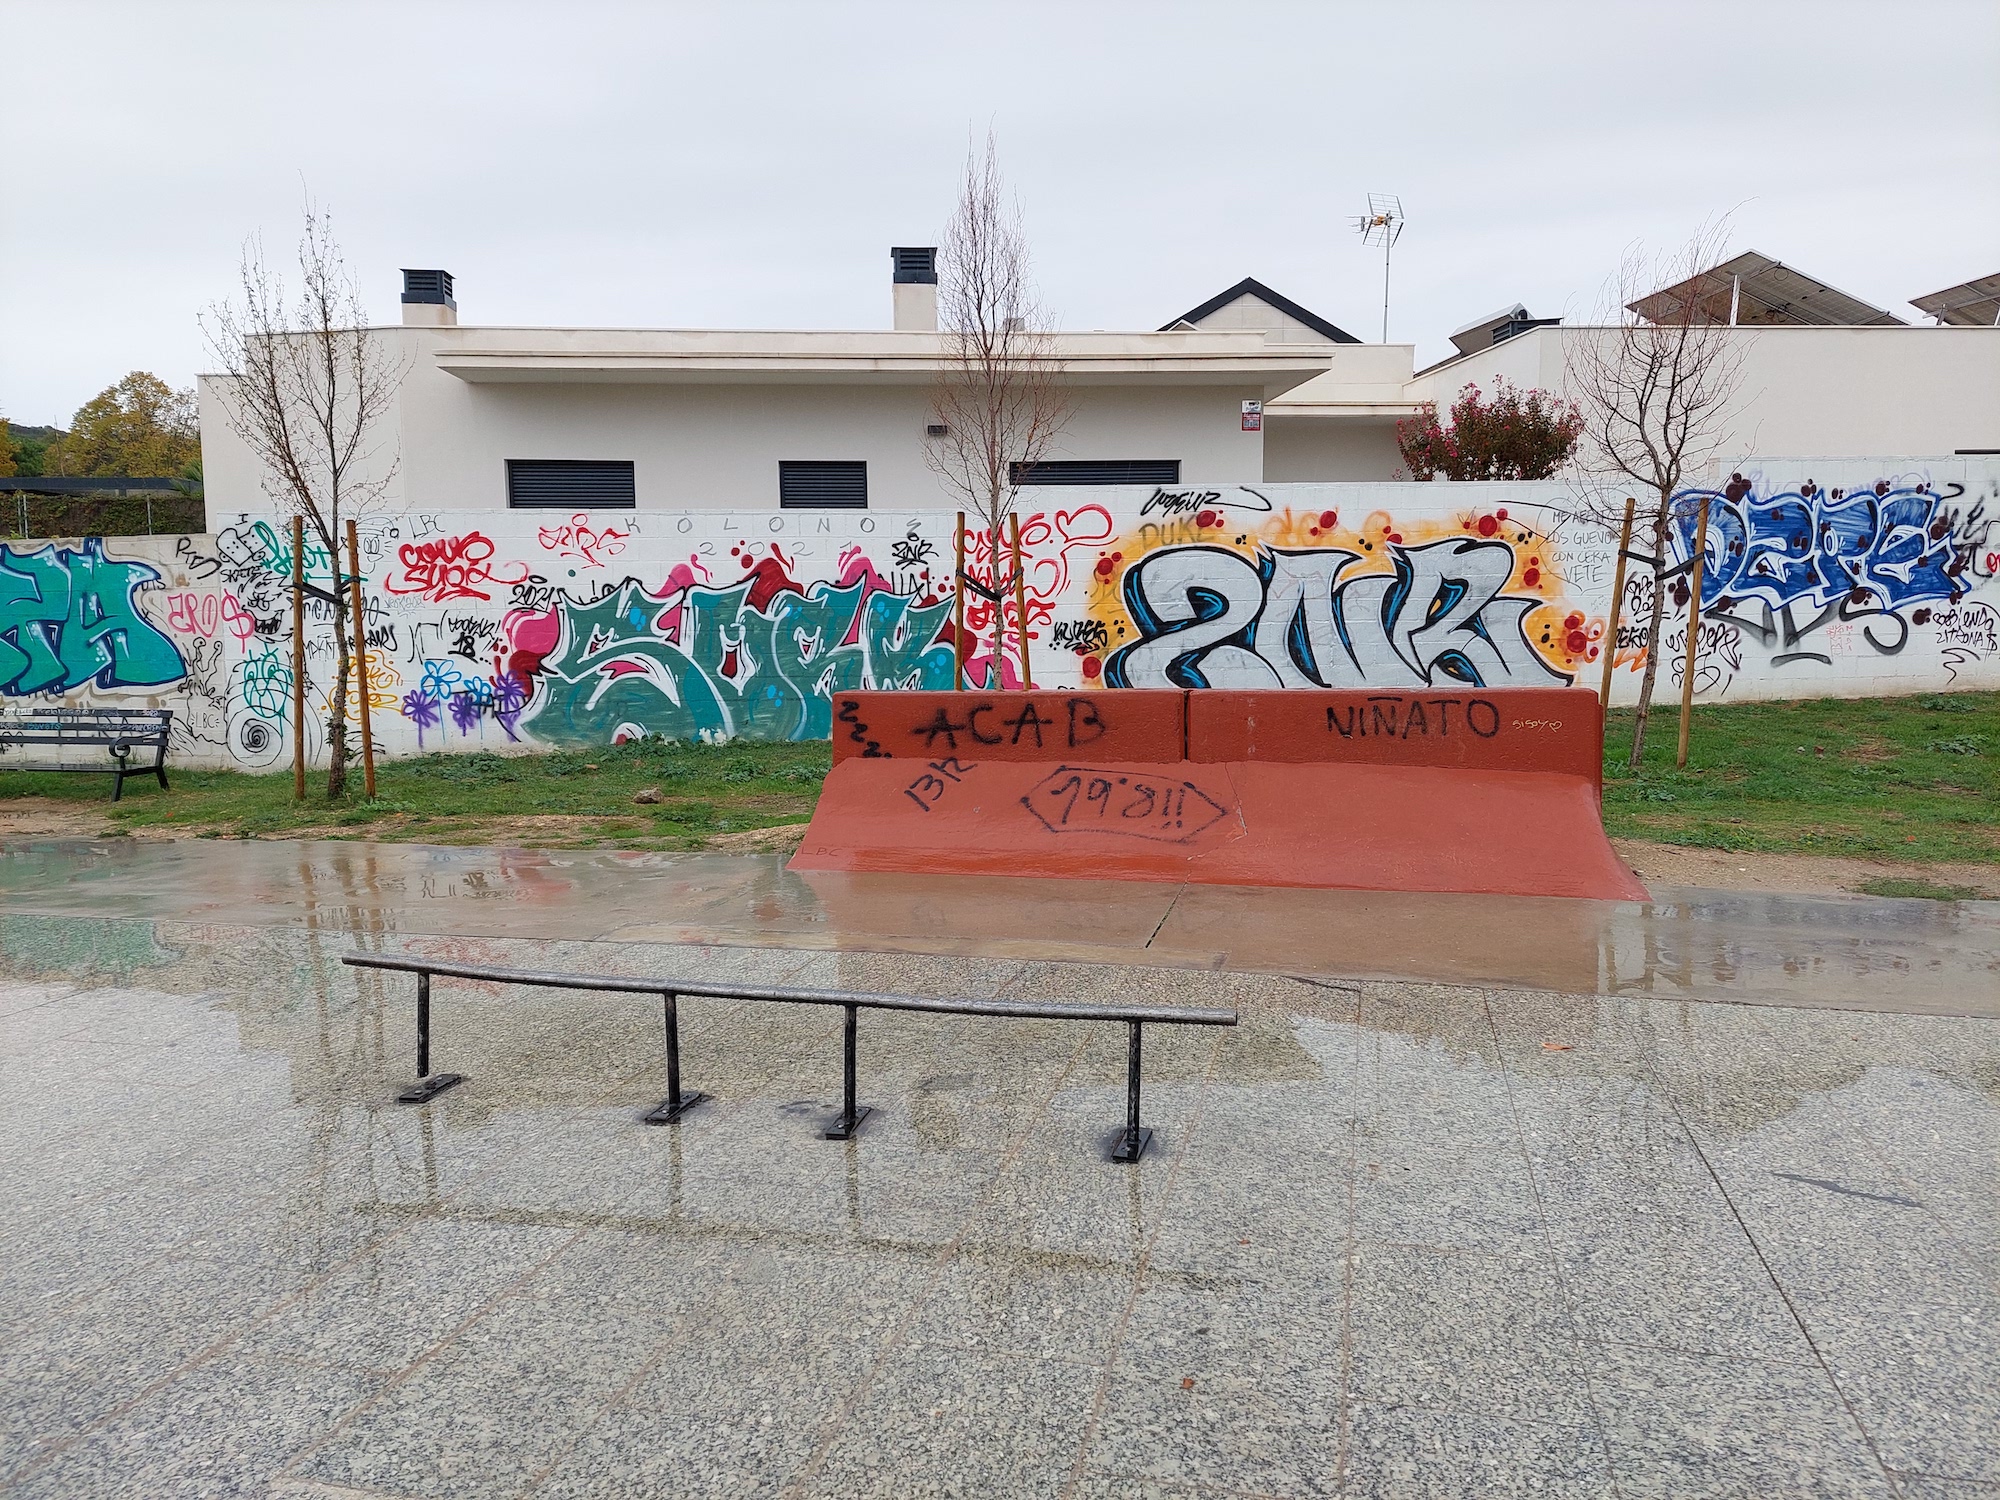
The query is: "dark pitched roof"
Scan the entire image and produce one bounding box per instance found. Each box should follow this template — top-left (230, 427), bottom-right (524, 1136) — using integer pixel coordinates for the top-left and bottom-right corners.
top-left (1161, 277), bottom-right (1361, 344)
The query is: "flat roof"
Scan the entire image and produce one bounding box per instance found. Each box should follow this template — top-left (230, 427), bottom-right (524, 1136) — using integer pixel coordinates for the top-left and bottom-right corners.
top-left (421, 327), bottom-right (1336, 389)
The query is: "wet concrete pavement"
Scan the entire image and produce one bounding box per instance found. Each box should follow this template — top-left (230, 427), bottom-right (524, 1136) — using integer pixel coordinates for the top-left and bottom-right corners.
top-left (0, 836), bottom-right (1994, 1016)
top-left (3, 838), bottom-right (1997, 1495)
top-left (0, 915), bottom-right (1996, 1497)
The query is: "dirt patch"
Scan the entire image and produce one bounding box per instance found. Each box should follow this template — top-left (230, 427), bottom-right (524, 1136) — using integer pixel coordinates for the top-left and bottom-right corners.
top-left (1841, 737), bottom-right (1901, 764)
top-left (705, 823), bottom-right (808, 854)
top-left (0, 799), bottom-right (125, 840)
top-left (1616, 839), bottom-right (2000, 900)
top-left (248, 814), bottom-right (676, 846)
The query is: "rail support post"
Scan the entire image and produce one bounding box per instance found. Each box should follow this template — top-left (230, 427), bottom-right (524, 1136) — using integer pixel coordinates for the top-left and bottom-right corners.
top-left (397, 971), bottom-right (465, 1104)
top-left (824, 1001), bottom-right (871, 1140)
top-left (643, 992), bottom-right (709, 1124)
top-left (1110, 1019), bottom-right (1152, 1163)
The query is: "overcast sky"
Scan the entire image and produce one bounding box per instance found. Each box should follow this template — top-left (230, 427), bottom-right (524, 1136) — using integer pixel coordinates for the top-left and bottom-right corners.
top-left (4, 0), bottom-right (1996, 426)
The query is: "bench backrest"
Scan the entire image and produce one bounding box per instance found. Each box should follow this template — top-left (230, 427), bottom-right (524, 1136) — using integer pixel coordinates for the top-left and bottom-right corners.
top-left (0, 707), bottom-right (173, 744)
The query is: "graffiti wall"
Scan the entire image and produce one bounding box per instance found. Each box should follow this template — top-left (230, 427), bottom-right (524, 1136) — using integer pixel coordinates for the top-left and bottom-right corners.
top-left (2, 459), bottom-right (1993, 769)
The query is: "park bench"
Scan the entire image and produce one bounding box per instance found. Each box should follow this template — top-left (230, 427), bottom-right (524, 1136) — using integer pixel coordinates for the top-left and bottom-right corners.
top-left (0, 707), bottom-right (174, 801)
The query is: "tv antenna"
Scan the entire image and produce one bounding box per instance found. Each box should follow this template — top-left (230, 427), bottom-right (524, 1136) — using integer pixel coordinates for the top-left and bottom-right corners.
top-left (1353, 193), bottom-right (1404, 342)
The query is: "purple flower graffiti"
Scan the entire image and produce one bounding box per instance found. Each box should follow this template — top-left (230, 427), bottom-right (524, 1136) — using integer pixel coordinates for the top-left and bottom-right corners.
top-left (402, 690), bottom-right (441, 746)
top-left (492, 670), bottom-right (528, 741)
top-left (449, 689), bottom-right (484, 736)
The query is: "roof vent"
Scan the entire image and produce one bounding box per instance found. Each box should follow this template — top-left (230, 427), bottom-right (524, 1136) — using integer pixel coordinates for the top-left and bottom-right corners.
top-left (401, 268), bottom-right (457, 326)
top-left (1448, 303), bottom-right (1559, 356)
top-left (891, 247), bottom-right (938, 331)
top-left (891, 247), bottom-right (937, 285)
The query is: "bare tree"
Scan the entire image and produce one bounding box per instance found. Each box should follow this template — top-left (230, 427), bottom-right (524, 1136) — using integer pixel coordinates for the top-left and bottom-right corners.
top-left (204, 204), bottom-right (404, 798)
top-left (1568, 221), bottom-right (1747, 768)
top-left (925, 135), bottom-right (1071, 687)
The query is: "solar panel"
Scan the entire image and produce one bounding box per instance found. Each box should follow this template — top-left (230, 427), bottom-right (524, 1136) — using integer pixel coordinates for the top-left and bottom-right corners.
top-left (1911, 274), bottom-right (2000, 327)
top-left (1629, 251), bottom-right (1905, 327)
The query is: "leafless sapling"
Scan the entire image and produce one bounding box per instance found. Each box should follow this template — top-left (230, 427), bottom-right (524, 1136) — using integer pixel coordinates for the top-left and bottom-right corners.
top-left (203, 204), bottom-right (404, 798)
top-left (925, 135), bottom-right (1071, 687)
top-left (1567, 221), bottom-right (1747, 769)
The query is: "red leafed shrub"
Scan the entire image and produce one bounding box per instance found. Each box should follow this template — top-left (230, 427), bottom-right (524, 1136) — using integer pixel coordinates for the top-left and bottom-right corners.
top-left (1397, 377), bottom-right (1583, 481)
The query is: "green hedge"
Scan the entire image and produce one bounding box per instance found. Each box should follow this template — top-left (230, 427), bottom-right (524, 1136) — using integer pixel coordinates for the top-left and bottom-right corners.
top-left (4, 494), bottom-right (207, 540)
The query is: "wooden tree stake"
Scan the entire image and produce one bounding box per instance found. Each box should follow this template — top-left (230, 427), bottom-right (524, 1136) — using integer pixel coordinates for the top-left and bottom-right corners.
top-left (1676, 496), bottom-right (1711, 769)
top-left (290, 514), bottom-right (306, 801)
top-left (1009, 513), bottom-right (1033, 690)
top-left (346, 519), bottom-right (376, 800)
top-left (952, 512), bottom-right (967, 691)
top-left (1598, 497), bottom-right (1636, 711)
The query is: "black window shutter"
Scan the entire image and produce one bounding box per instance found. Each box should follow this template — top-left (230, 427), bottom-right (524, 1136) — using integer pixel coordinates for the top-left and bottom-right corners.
top-left (506, 460), bottom-right (636, 509)
top-left (779, 461), bottom-right (868, 508)
top-left (1010, 459), bottom-right (1182, 486)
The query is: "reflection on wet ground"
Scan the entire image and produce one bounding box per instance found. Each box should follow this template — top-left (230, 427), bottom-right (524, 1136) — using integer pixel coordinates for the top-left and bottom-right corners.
top-left (1, 913), bottom-right (1996, 1497)
top-left (1, 837), bottom-right (1995, 1015)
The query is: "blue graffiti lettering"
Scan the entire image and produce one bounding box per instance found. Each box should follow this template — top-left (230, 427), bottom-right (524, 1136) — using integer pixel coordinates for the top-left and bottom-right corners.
top-left (1678, 478), bottom-right (1969, 612)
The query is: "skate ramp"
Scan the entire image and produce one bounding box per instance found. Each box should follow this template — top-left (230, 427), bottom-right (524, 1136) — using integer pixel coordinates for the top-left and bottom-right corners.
top-left (790, 688), bottom-right (1644, 901)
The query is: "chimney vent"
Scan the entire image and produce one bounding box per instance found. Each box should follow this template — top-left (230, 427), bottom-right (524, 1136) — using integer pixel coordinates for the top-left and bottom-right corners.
top-left (401, 268), bottom-right (457, 327)
top-left (891, 247), bottom-right (938, 331)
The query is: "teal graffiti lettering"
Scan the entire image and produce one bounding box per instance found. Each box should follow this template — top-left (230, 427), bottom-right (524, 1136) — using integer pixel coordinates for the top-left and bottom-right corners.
top-left (0, 539), bottom-right (186, 695)
top-left (519, 577), bottom-right (954, 747)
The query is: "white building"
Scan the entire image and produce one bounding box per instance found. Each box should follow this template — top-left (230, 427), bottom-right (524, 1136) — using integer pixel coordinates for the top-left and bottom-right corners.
top-left (199, 250), bottom-right (2000, 517)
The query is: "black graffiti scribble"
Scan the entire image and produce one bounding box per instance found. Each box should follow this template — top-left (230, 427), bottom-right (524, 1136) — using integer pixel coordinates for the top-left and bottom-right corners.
top-left (903, 757), bottom-right (977, 812)
top-left (1052, 619), bottom-right (1110, 654)
top-left (448, 614), bottom-right (499, 661)
top-left (891, 527), bottom-right (936, 570)
top-left (1020, 766), bottom-right (1232, 844)
top-left (912, 697), bottom-right (1109, 753)
top-left (1325, 695), bottom-right (1501, 740)
top-left (836, 698), bottom-right (887, 757)
top-left (1138, 487), bottom-right (1274, 518)
top-left (1706, 594), bottom-right (1911, 667)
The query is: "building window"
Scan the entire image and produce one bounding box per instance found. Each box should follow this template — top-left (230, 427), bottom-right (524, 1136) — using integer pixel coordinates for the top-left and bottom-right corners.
top-left (1010, 459), bottom-right (1182, 486)
top-left (779, 460), bottom-right (868, 508)
top-left (506, 459), bottom-right (636, 509)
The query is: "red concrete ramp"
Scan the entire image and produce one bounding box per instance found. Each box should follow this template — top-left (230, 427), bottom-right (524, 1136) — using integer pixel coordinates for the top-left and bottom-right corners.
top-left (790, 689), bottom-right (1645, 901)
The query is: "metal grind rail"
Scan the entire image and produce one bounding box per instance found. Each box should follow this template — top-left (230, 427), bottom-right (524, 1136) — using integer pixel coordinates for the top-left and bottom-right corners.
top-left (340, 953), bottom-right (1238, 1163)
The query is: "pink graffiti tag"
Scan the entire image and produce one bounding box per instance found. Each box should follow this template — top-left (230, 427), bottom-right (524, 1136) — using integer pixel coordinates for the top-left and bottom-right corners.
top-left (644, 554), bottom-right (714, 640)
top-left (537, 512), bottom-right (631, 567)
top-left (386, 531), bottom-right (528, 604)
top-left (164, 591), bottom-right (256, 644)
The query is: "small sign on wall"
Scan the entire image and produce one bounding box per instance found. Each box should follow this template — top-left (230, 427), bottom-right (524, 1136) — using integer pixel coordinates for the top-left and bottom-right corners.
top-left (1241, 399), bottom-right (1263, 432)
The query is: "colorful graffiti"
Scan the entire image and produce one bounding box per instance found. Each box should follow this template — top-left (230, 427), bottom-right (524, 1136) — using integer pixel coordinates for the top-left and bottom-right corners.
top-left (537, 513), bottom-right (631, 567)
top-left (387, 530), bottom-right (528, 604)
top-left (1664, 474), bottom-right (1988, 679)
top-left (164, 590), bottom-right (257, 645)
top-left (513, 562), bottom-right (956, 747)
top-left (7, 465), bottom-right (1996, 770)
top-left (1084, 500), bottom-right (1593, 690)
top-left (1104, 538), bottom-right (1573, 690)
top-left (0, 539), bottom-right (185, 696)
top-left (1677, 475), bottom-right (1974, 612)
